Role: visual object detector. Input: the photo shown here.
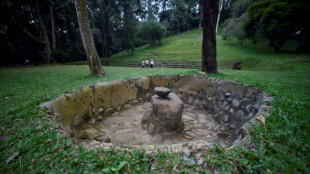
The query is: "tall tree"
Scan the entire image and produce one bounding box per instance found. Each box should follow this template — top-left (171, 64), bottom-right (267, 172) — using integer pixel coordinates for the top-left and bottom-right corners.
top-left (35, 2), bottom-right (53, 63)
top-left (201, 0), bottom-right (218, 73)
top-left (118, 1), bottom-right (137, 55)
top-left (170, 0), bottom-right (187, 35)
top-left (244, 0), bottom-right (310, 53)
top-left (74, 0), bottom-right (107, 76)
top-left (216, 0), bottom-right (224, 33)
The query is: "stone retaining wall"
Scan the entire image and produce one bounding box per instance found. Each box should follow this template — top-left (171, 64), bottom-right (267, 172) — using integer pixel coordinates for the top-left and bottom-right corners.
top-left (43, 75), bottom-right (272, 150)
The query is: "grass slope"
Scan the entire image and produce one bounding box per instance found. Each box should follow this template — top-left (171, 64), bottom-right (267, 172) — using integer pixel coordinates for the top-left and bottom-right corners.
top-left (1, 30), bottom-right (310, 173)
top-left (106, 29), bottom-right (307, 71)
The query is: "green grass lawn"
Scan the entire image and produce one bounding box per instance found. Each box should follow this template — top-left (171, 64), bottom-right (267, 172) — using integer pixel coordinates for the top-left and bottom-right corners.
top-left (1, 30), bottom-right (310, 173)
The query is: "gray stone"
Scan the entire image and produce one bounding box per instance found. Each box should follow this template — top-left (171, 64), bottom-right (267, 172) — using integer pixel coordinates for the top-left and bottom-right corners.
top-left (183, 153), bottom-right (196, 165)
top-left (151, 134), bottom-right (164, 143)
top-left (77, 128), bottom-right (98, 139)
top-left (248, 112), bottom-right (254, 119)
top-left (188, 96), bottom-right (193, 104)
top-left (225, 93), bottom-right (231, 97)
top-left (225, 105), bottom-right (230, 111)
top-left (151, 92), bottom-right (184, 131)
top-left (154, 87), bottom-right (171, 97)
top-left (72, 114), bottom-right (83, 127)
top-left (131, 100), bottom-right (139, 105)
top-left (242, 98), bottom-right (249, 103)
top-left (98, 107), bottom-right (104, 114)
top-left (142, 108), bottom-right (153, 124)
top-left (117, 106), bottom-right (121, 111)
top-left (164, 140), bottom-right (172, 144)
top-left (201, 100), bottom-right (207, 105)
top-left (205, 122), bottom-right (215, 129)
top-left (222, 115), bottom-right (229, 123)
top-left (218, 93), bottom-right (225, 101)
top-left (229, 108), bottom-right (234, 114)
top-left (104, 108), bottom-right (114, 115)
top-left (218, 132), bottom-right (232, 138)
top-left (235, 110), bottom-right (244, 122)
top-left (191, 91), bottom-right (198, 96)
top-left (197, 113), bottom-right (206, 120)
top-left (147, 123), bottom-right (157, 135)
top-left (184, 132), bottom-right (196, 138)
top-left (145, 93), bottom-right (151, 100)
top-left (246, 104), bottom-right (252, 113)
top-left (220, 126), bottom-right (226, 131)
top-left (195, 153), bottom-right (202, 158)
top-left (232, 99), bottom-right (240, 108)
top-left (233, 61), bottom-right (241, 70)
top-left (123, 104), bottom-right (132, 109)
top-left (197, 157), bottom-right (204, 166)
top-left (194, 99), bottom-right (200, 106)
top-left (94, 135), bottom-right (111, 143)
top-left (253, 103), bottom-right (260, 112)
top-left (229, 124), bottom-right (236, 129)
top-left (226, 97), bottom-right (233, 102)
top-left (244, 87), bottom-right (255, 98)
top-left (89, 118), bottom-right (96, 125)
top-left (96, 115), bottom-right (103, 121)
top-left (115, 129), bottom-right (133, 134)
top-left (112, 112), bottom-right (120, 117)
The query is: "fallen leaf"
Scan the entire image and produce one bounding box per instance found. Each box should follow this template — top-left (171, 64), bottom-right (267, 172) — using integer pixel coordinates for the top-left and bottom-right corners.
top-left (6, 151), bottom-right (20, 165)
top-left (206, 135), bottom-right (211, 138)
top-left (45, 139), bottom-right (52, 143)
top-left (256, 115), bottom-right (266, 126)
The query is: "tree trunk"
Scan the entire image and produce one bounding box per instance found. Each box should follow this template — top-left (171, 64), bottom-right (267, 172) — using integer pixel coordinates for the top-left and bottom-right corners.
top-left (201, 0), bottom-right (218, 73)
top-left (50, 5), bottom-right (56, 60)
top-left (74, 0), bottom-right (107, 76)
top-left (216, 0), bottom-right (224, 33)
top-left (101, 11), bottom-right (109, 58)
top-left (3, 0), bottom-right (21, 63)
top-left (36, 2), bottom-right (52, 64)
top-left (199, 1), bottom-right (203, 29)
top-left (148, 0), bottom-right (152, 20)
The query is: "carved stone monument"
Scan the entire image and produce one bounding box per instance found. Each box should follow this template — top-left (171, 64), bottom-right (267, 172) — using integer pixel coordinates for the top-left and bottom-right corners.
top-left (142, 87), bottom-right (184, 135)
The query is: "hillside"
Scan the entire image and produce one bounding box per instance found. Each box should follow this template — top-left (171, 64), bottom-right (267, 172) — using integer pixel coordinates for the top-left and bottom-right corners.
top-left (102, 29), bottom-right (308, 72)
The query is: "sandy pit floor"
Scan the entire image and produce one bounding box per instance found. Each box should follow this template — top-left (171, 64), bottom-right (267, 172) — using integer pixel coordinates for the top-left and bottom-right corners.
top-left (79, 102), bottom-right (234, 147)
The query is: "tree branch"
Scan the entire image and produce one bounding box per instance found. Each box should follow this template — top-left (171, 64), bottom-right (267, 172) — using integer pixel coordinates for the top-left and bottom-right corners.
top-left (56, 0), bottom-right (71, 10)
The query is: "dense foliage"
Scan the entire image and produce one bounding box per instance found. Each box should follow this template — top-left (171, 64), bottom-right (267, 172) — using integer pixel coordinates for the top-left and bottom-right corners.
top-left (244, 0), bottom-right (310, 53)
top-left (0, 0), bottom-right (203, 65)
top-left (138, 21), bottom-right (166, 46)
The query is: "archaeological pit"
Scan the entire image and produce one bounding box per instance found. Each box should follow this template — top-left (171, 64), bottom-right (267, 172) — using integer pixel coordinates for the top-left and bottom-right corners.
top-left (42, 75), bottom-right (272, 154)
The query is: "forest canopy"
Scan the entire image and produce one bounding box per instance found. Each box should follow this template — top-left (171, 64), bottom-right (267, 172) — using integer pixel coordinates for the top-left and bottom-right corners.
top-left (0, 0), bottom-right (309, 66)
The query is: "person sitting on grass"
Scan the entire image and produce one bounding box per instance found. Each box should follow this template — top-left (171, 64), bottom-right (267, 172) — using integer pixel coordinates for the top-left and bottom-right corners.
top-left (145, 59), bottom-right (149, 67)
top-left (142, 59), bottom-right (145, 68)
top-left (150, 59), bottom-right (154, 68)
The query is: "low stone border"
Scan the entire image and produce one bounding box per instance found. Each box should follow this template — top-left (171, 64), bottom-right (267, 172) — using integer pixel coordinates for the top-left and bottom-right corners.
top-left (41, 75), bottom-right (273, 154)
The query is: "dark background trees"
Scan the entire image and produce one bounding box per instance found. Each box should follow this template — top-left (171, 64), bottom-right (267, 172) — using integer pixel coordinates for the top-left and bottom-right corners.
top-left (244, 0), bottom-right (310, 53)
top-left (0, 0), bottom-right (309, 66)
